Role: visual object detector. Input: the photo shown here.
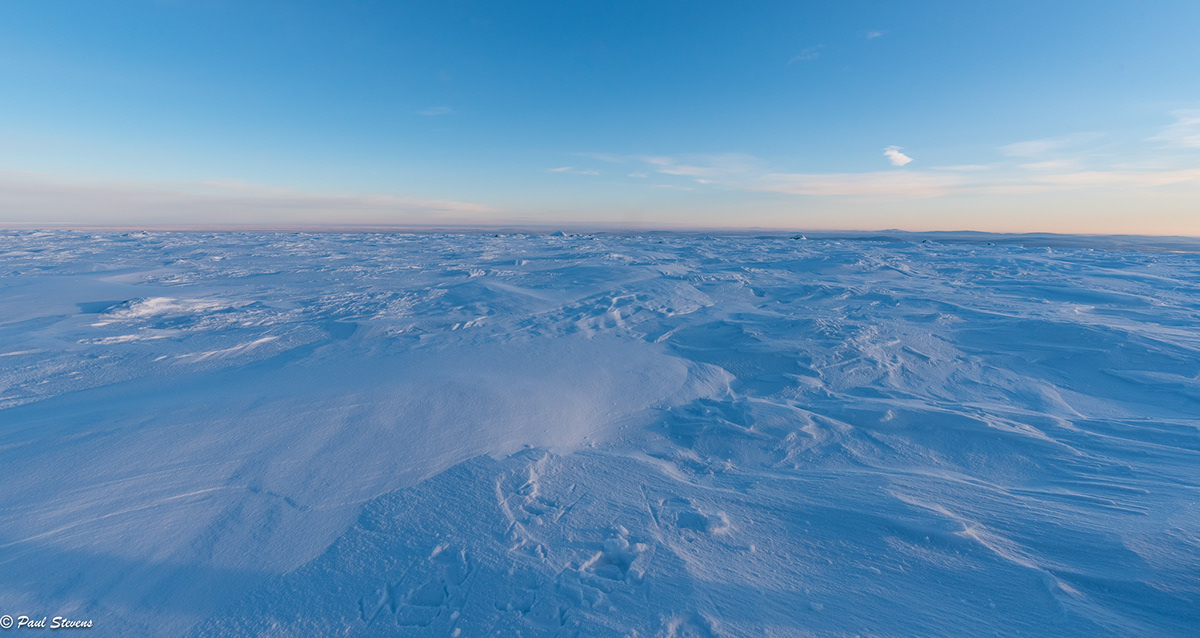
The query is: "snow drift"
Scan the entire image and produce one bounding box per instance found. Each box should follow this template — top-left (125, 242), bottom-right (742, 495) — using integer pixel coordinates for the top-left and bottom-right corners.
top-left (0, 230), bottom-right (1196, 636)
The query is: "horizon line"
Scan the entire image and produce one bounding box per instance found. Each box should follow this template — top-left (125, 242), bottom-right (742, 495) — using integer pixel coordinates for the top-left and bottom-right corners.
top-left (3, 221), bottom-right (1200, 244)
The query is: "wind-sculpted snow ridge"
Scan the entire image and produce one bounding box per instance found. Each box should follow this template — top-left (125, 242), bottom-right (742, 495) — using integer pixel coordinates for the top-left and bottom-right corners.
top-left (0, 230), bottom-right (1197, 637)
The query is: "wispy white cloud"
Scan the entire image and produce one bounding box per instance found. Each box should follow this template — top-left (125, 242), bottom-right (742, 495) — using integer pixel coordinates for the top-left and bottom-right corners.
top-left (573, 117), bottom-right (1200, 205)
top-left (1030, 168), bottom-right (1200, 188)
top-left (884, 146), bottom-right (913, 167)
top-left (789, 45), bottom-right (823, 64)
top-left (1152, 110), bottom-right (1200, 148)
top-left (1000, 133), bottom-right (1099, 157)
top-left (866, 30), bottom-right (885, 39)
top-left (932, 164), bottom-right (991, 172)
top-left (577, 152), bottom-right (627, 163)
top-left (637, 153), bottom-right (762, 179)
top-left (1001, 139), bottom-right (1063, 157)
top-left (566, 153), bottom-right (761, 181)
top-left (419, 106), bottom-right (453, 116)
top-left (1018, 159), bottom-right (1078, 171)
top-left (758, 171), bottom-right (958, 198)
top-left (757, 166), bottom-right (1200, 199)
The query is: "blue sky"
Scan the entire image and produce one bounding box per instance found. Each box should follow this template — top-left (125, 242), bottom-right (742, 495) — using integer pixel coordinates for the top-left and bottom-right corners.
top-left (2, 1), bottom-right (1199, 233)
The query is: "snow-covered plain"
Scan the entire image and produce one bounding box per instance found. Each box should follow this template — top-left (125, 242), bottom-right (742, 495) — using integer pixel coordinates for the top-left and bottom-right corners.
top-left (0, 230), bottom-right (1197, 637)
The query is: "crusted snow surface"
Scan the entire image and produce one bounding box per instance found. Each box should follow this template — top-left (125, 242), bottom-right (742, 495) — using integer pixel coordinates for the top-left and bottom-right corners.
top-left (0, 230), bottom-right (1197, 637)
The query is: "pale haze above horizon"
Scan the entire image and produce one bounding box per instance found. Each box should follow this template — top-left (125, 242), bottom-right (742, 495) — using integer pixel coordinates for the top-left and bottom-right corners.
top-left (2, 1), bottom-right (1199, 235)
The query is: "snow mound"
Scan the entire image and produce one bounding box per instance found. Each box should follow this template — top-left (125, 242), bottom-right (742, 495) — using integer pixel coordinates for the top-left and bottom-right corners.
top-left (0, 230), bottom-right (1197, 637)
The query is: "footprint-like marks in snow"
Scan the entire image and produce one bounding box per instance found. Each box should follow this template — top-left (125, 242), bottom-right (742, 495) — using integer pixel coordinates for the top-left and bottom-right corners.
top-left (662, 612), bottom-right (721, 637)
top-left (358, 541), bottom-right (473, 630)
top-left (650, 496), bottom-right (731, 537)
top-left (579, 525), bottom-right (649, 584)
top-left (495, 456), bottom-right (579, 558)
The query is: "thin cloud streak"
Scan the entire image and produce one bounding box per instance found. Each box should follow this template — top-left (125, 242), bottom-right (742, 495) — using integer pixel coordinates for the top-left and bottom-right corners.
top-left (788, 45), bottom-right (823, 64)
top-left (1001, 133), bottom-right (1099, 157)
top-left (1152, 110), bottom-right (1200, 148)
top-left (757, 167), bottom-right (1200, 199)
top-left (1018, 159), bottom-right (1078, 171)
top-left (932, 164), bottom-right (991, 172)
top-left (758, 171), bottom-right (959, 198)
top-left (636, 153), bottom-right (763, 179)
top-left (1031, 168), bottom-right (1200, 188)
top-left (577, 152), bottom-right (627, 164)
top-left (0, 172), bottom-right (495, 226)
